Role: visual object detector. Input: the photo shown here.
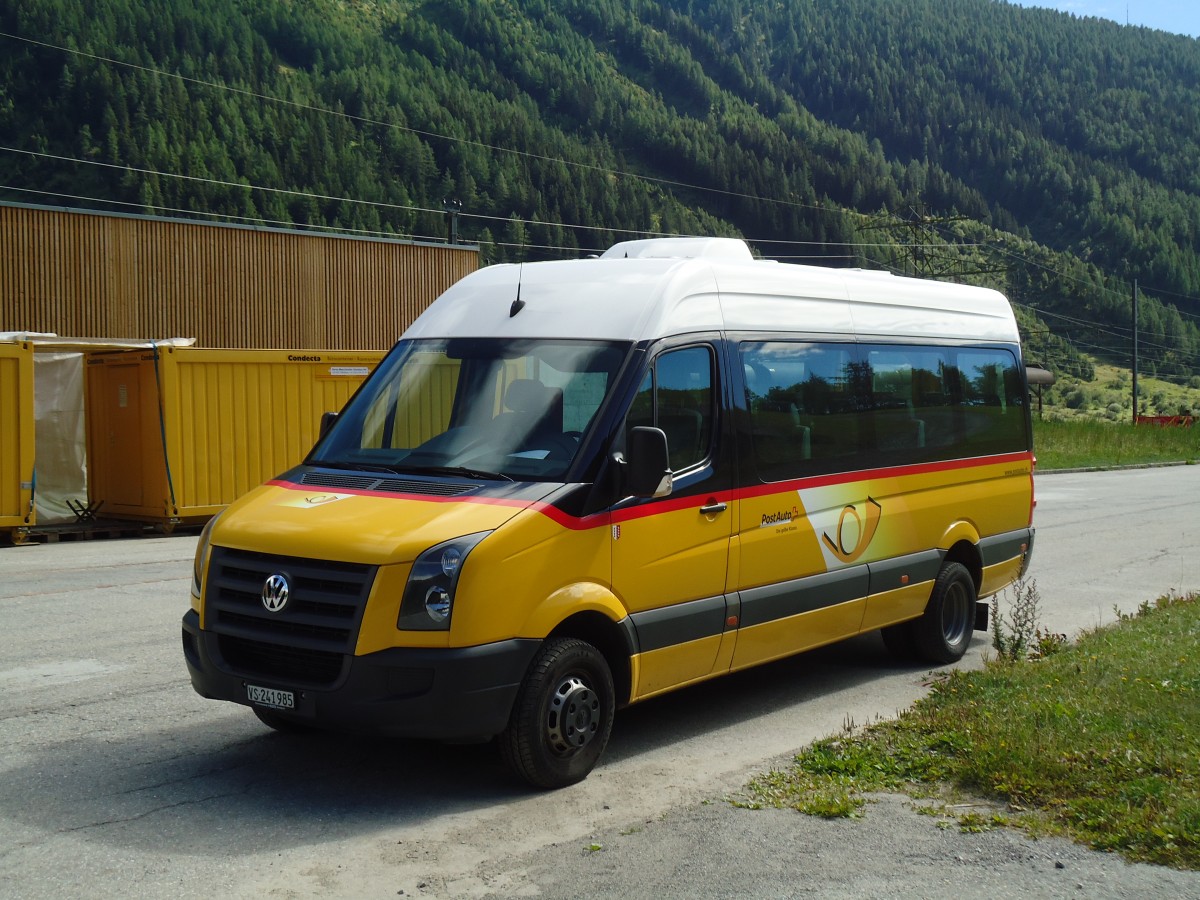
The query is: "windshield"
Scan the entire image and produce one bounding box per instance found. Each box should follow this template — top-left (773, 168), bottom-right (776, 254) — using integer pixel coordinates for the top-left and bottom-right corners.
top-left (310, 338), bottom-right (630, 481)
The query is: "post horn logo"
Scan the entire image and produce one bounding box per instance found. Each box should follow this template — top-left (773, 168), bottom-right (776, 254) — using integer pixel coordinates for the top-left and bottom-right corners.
top-left (262, 573), bottom-right (291, 613)
top-left (821, 497), bottom-right (883, 564)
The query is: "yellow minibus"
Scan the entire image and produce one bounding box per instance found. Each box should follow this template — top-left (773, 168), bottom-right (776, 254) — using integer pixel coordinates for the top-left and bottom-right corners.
top-left (183, 237), bottom-right (1034, 788)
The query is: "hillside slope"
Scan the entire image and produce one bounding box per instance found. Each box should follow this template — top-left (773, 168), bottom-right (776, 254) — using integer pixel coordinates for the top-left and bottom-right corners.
top-left (1, 0), bottom-right (1197, 376)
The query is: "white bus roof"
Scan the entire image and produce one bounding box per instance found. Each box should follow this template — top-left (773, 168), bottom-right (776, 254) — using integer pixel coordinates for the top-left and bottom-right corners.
top-left (403, 238), bottom-right (1019, 344)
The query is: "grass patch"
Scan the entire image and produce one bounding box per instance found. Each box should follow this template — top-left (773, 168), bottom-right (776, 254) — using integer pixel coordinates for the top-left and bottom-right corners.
top-left (741, 592), bottom-right (1200, 869)
top-left (1033, 417), bottom-right (1199, 470)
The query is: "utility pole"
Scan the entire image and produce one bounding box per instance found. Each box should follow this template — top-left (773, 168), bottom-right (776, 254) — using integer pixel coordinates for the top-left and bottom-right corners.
top-left (443, 198), bottom-right (462, 244)
top-left (1132, 279), bottom-right (1139, 424)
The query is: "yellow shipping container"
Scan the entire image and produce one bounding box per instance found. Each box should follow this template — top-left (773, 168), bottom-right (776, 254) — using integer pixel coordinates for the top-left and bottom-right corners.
top-left (86, 346), bottom-right (384, 526)
top-left (0, 340), bottom-right (35, 535)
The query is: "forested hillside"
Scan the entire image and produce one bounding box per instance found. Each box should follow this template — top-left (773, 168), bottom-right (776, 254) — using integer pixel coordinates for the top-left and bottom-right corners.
top-left (2, 0), bottom-right (1198, 384)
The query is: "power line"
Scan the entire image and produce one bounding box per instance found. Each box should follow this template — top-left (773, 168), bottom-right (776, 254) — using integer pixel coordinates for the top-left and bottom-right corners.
top-left (4, 28), bottom-right (1199, 366)
top-left (2, 145), bottom-right (994, 254)
top-left (989, 238), bottom-right (1200, 315)
top-left (8, 140), bottom-right (1199, 335)
top-left (12, 27), bottom-right (1191, 295)
top-left (0, 147), bottom-right (749, 249)
top-left (0, 183), bottom-right (449, 242)
top-left (0, 29), bottom-right (843, 218)
top-left (1014, 302), bottom-right (1193, 355)
top-left (0, 144), bottom-right (448, 215)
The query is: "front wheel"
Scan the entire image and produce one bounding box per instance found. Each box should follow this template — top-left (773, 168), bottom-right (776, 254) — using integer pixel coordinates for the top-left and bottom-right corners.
top-left (913, 561), bottom-right (977, 664)
top-left (499, 637), bottom-right (615, 789)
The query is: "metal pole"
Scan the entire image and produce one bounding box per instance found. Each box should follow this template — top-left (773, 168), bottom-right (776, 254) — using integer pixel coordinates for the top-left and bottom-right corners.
top-left (442, 199), bottom-right (462, 244)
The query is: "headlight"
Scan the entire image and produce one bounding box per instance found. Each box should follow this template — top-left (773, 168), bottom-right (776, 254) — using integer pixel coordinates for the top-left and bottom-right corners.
top-left (192, 511), bottom-right (222, 599)
top-left (397, 532), bottom-right (490, 631)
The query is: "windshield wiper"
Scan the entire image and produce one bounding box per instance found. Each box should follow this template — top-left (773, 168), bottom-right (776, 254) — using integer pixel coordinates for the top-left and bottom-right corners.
top-left (411, 465), bottom-right (516, 482)
top-left (323, 460), bottom-right (515, 482)
top-left (332, 461), bottom-right (408, 475)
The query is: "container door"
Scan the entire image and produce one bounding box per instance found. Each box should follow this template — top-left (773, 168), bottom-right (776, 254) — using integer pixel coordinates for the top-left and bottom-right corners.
top-left (91, 362), bottom-right (145, 508)
top-left (611, 341), bottom-right (734, 699)
top-left (0, 342), bottom-right (35, 529)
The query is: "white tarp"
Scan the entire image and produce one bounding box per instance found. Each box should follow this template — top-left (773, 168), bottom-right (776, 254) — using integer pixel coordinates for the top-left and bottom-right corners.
top-left (32, 352), bottom-right (87, 524)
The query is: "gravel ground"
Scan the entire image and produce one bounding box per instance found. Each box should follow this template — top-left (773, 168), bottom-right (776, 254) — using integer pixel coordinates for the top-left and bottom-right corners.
top-left (451, 789), bottom-right (1200, 900)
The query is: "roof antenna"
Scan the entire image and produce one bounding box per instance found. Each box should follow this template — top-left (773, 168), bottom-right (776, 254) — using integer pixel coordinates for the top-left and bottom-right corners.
top-left (509, 264), bottom-right (526, 317)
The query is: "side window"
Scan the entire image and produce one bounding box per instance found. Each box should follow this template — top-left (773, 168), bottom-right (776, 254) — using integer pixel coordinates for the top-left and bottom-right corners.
top-left (865, 346), bottom-right (952, 455)
top-left (741, 341), bottom-right (855, 481)
top-left (742, 341), bottom-right (1027, 480)
top-left (953, 349), bottom-right (1028, 456)
top-left (630, 346), bottom-right (715, 472)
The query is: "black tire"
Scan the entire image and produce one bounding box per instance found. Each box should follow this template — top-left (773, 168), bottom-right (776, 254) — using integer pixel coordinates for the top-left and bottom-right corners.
top-left (499, 637), bottom-right (615, 789)
top-left (253, 707), bottom-right (314, 733)
top-left (913, 561), bottom-right (977, 664)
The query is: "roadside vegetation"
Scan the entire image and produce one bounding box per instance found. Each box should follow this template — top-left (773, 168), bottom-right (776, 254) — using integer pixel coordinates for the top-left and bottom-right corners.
top-left (1032, 417), bottom-right (1199, 469)
top-left (739, 588), bottom-right (1200, 870)
top-left (1030, 363), bottom-right (1199, 469)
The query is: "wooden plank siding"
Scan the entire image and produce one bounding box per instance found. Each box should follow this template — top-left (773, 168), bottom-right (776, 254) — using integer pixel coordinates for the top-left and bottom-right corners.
top-left (0, 203), bottom-right (478, 349)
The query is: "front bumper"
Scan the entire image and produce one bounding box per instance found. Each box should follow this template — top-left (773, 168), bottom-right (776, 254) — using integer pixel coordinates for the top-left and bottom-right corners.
top-left (182, 609), bottom-right (539, 740)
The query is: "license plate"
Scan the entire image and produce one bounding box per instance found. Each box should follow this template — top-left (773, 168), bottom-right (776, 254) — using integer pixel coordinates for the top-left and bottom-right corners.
top-left (247, 684), bottom-right (294, 710)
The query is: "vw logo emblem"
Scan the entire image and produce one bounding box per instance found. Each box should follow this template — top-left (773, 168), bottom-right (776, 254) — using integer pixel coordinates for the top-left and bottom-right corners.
top-left (262, 573), bottom-right (290, 613)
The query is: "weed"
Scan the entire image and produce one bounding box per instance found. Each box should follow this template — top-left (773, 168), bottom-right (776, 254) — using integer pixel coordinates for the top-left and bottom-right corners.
top-left (1032, 628), bottom-right (1069, 659)
top-left (991, 578), bottom-right (1046, 662)
top-left (795, 791), bottom-right (864, 819)
top-left (957, 812), bottom-right (993, 833)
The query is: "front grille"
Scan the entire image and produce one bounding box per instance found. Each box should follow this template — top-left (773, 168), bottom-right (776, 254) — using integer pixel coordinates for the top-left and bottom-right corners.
top-left (205, 547), bottom-right (376, 687)
top-left (219, 634), bottom-right (345, 684)
top-left (301, 470), bottom-right (475, 497)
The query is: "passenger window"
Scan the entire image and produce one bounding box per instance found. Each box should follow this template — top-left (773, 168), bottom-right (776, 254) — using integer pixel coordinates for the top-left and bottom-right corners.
top-left (952, 349), bottom-right (1028, 456)
top-left (865, 347), bottom-right (948, 455)
top-left (741, 341), bottom-right (855, 481)
top-left (742, 341), bottom-right (1028, 480)
top-left (630, 346), bottom-right (715, 472)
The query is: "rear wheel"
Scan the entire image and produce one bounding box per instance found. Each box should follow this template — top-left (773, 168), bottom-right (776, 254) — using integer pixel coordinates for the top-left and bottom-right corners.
top-left (913, 561), bottom-right (977, 664)
top-left (499, 637), bottom-right (615, 789)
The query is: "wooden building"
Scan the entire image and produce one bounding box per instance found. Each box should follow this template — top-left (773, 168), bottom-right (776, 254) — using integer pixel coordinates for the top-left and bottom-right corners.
top-left (0, 203), bottom-right (479, 349)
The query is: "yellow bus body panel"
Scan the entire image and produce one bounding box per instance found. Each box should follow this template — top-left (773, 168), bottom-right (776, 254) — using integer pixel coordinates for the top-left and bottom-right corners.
top-left (981, 555), bottom-right (1026, 599)
top-left (633, 635), bottom-right (727, 701)
top-left (860, 582), bottom-right (937, 631)
top-left (449, 507), bottom-right (613, 647)
top-left (611, 502), bottom-right (732, 614)
top-left (731, 599), bottom-right (868, 672)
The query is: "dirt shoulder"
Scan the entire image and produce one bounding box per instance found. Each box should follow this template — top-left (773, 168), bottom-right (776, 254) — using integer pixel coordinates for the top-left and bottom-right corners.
top-left (456, 789), bottom-right (1199, 900)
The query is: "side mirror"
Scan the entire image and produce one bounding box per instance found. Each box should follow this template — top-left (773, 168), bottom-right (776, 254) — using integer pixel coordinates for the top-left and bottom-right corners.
top-left (318, 411), bottom-right (339, 439)
top-left (626, 426), bottom-right (673, 499)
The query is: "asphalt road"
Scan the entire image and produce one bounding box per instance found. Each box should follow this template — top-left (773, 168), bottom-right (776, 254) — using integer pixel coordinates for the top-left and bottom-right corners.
top-left (1, 466), bottom-right (1198, 898)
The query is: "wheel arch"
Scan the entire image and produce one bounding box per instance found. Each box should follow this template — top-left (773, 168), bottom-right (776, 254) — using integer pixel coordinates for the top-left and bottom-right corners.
top-left (548, 611), bottom-right (634, 708)
top-left (943, 539), bottom-right (983, 595)
top-left (940, 520), bottom-right (983, 592)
